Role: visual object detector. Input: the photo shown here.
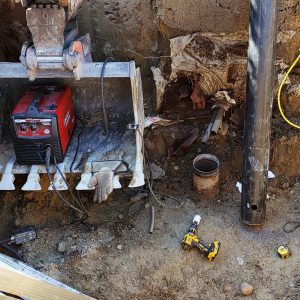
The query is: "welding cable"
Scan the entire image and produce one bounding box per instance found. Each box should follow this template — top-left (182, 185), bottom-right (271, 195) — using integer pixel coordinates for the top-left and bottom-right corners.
top-left (44, 146), bottom-right (86, 215)
top-left (283, 220), bottom-right (300, 233)
top-left (101, 57), bottom-right (114, 134)
top-left (137, 129), bottom-right (183, 209)
top-left (53, 155), bottom-right (89, 215)
top-left (278, 53), bottom-right (300, 129)
top-left (68, 129), bottom-right (87, 214)
top-left (0, 242), bottom-right (23, 261)
top-left (69, 130), bottom-right (83, 175)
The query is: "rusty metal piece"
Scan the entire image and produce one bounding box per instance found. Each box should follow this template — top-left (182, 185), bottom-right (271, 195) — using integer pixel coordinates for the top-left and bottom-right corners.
top-left (168, 128), bottom-right (199, 158)
top-left (211, 107), bottom-right (225, 135)
top-left (162, 78), bottom-right (211, 119)
top-left (191, 84), bottom-right (206, 110)
top-left (202, 110), bottom-right (218, 144)
top-left (193, 154), bottom-right (220, 198)
top-left (26, 6), bottom-right (66, 56)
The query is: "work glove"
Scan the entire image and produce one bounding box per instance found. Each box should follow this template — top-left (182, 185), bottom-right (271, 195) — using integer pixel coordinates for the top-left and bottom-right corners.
top-left (88, 167), bottom-right (114, 203)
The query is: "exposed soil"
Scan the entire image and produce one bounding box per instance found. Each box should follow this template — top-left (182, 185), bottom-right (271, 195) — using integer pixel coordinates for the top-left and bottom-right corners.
top-left (1, 1), bottom-right (300, 299)
top-left (0, 122), bottom-right (300, 299)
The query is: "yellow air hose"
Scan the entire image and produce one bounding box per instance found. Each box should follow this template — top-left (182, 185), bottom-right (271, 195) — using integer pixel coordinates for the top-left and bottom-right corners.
top-left (278, 53), bottom-right (300, 129)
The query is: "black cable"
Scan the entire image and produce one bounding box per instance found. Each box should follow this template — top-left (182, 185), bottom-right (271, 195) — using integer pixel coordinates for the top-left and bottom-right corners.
top-left (69, 130), bottom-right (83, 175)
top-left (0, 243), bottom-right (23, 261)
top-left (137, 128), bottom-right (183, 209)
top-left (0, 238), bottom-right (11, 244)
top-left (44, 146), bottom-right (85, 215)
top-left (53, 155), bottom-right (88, 215)
top-left (283, 221), bottom-right (300, 233)
top-left (101, 57), bottom-right (114, 134)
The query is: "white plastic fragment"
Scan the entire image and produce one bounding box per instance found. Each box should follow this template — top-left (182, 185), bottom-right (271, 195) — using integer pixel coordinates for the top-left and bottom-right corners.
top-left (236, 170), bottom-right (276, 193)
top-left (268, 171), bottom-right (276, 179)
top-left (236, 182), bottom-right (242, 193)
top-left (236, 256), bottom-right (244, 266)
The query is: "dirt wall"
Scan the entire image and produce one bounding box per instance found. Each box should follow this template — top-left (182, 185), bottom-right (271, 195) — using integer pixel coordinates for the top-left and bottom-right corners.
top-left (1, 1), bottom-right (300, 134)
top-left (1, 1), bottom-right (300, 70)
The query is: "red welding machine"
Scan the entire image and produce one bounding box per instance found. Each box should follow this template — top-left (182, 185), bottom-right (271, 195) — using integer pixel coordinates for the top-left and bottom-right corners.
top-left (11, 85), bottom-right (75, 165)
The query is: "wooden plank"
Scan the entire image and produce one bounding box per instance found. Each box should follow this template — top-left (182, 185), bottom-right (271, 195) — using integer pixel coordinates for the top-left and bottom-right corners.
top-left (0, 254), bottom-right (95, 300)
top-left (0, 293), bottom-right (17, 300)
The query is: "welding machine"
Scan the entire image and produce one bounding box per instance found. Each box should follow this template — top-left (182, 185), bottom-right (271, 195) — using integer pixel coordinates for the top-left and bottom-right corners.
top-left (11, 85), bottom-right (75, 165)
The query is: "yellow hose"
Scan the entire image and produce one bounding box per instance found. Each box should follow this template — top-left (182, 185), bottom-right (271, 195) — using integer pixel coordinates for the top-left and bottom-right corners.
top-left (278, 53), bottom-right (300, 129)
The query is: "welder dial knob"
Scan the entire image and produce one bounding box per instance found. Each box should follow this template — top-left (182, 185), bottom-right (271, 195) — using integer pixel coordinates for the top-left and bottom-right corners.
top-left (29, 123), bottom-right (38, 131)
top-left (19, 123), bottom-right (27, 131)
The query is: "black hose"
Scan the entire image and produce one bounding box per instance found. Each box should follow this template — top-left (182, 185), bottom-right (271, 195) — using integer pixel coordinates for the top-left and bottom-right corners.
top-left (53, 155), bottom-right (88, 215)
top-left (45, 146), bottom-right (85, 215)
top-left (69, 130), bottom-right (83, 174)
top-left (283, 221), bottom-right (300, 233)
top-left (0, 243), bottom-right (23, 261)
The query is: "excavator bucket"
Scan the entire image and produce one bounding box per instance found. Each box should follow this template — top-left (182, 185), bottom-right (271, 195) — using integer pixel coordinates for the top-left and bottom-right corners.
top-left (0, 1), bottom-right (145, 196)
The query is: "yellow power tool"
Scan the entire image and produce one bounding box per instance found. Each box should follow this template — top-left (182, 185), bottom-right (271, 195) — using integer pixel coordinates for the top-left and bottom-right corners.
top-left (277, 244), bottom-right (291, 259)
top-left (182, 215), bottom-right (220, 261)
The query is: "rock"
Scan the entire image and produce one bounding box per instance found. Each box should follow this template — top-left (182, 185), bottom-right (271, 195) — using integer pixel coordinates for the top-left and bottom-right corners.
top-left (174, 166), bottom-right (179, 171)
top-left (130, 191), bottom-right (149, 203)
top-left (149, 163), bottom-right (165, 179)
top-left (117, 244), bottom-right (123, 250)
top-left (57, 241), bottom-right (66, 253)
top-left (224, 284), bottom-right (233, 293)
top-left (236, 256), bottom-right (244, 266)
top-left (70, 245), bottom-right (77, 252)
top-left (240, 282), bottom-right (253, 296)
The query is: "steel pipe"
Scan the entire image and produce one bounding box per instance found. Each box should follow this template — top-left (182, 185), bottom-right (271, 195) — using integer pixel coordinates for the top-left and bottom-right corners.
top-left (241, 0), bottom-right (278, 225)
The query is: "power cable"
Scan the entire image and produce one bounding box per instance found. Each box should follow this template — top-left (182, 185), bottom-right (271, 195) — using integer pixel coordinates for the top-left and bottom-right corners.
top-left (53, 155), bottom-right (88, 215)
top-left (138, 128), bottom-right (184, 209)
top-left (278, 53), bottom-right (300, 129)
top-left (44, 146), bottom-right (86, 215)
top-left (283, 220), bottom-right (300, 233)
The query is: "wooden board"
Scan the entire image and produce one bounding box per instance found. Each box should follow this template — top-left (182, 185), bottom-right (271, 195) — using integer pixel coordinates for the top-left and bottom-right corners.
top-left (0, 254), bottom-right (96, 300)
top-left (0, 293), bottom-right (18, 300)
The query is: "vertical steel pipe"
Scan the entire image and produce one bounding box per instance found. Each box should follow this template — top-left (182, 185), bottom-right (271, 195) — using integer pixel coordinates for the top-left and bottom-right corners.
top-left (241, 0), bottom-right (278, 225)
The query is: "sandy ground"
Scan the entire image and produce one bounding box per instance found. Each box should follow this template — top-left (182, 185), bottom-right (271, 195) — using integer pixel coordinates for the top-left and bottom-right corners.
top-left (0, 128), bottom-right (299, 300)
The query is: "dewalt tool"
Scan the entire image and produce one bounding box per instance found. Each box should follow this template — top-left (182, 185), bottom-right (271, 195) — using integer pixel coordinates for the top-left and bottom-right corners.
top-left (182, 215), bottom-right (220, 261)
top-left (277, 244), bottom-right (291, 259)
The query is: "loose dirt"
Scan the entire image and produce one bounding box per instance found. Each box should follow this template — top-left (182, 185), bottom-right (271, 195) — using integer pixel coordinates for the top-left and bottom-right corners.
top-left (1, 123), bottom-right (300, 300)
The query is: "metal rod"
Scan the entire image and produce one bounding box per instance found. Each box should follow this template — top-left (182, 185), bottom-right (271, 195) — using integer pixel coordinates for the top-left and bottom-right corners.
top-left (241, 0), bottom-right (278, 225)
top-left (211, 107), bottom-right (224, 135)
top-left (202, 110), bottom-right (218, 144)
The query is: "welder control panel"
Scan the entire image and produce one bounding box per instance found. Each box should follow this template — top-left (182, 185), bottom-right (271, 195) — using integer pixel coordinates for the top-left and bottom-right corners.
top-left (14, 118), bottom-right (52, 138)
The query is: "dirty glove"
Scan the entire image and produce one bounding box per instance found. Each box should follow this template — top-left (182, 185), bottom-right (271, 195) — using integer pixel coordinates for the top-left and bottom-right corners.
top-left (88, 167), bottom-right (114, 203)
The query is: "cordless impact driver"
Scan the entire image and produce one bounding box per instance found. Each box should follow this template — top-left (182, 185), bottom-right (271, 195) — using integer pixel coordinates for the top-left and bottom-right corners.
top-left (182, 215), bottom-right (220, 261)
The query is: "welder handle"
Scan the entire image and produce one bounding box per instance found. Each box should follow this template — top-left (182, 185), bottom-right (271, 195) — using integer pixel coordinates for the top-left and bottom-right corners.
top-left (0, 243), bottom-right (23, 261)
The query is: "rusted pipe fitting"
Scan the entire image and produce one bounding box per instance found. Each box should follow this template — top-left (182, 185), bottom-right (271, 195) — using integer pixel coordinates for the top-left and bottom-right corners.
top-left (193, 154), bottom-right (220, 198)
